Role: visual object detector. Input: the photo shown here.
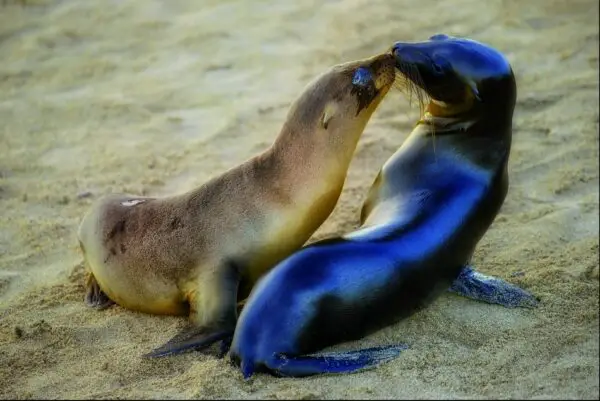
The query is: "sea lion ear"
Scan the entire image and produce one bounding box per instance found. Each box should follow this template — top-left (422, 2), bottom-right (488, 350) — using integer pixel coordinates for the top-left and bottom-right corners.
top-left (321, 111), bottom-right (333, 129)
top-left (465, 78), bottom-right (481, 101)
top-left (429, 33), bottom-right (450, 41)
top-left (321, 103), bottom-right (337, 130)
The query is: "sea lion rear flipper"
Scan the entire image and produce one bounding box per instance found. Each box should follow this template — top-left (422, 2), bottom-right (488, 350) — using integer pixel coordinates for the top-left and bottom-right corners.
top-left (143, 326), bottom-right (233, 358)
top-left (84, 273), bottom-right (115, 310)
top-left (262, 345), bottom-right (407, 378)
top-left (447, 265), bottom-right (540, 308)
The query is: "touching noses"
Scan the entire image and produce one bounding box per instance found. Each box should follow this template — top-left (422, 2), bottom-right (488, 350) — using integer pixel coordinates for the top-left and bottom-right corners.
top-left (391, 42), bottom-right (428, 66)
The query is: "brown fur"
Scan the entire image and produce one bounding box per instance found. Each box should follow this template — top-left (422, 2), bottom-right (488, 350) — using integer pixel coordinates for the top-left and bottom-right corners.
top-left (77, 53), bottom-right (396, 335)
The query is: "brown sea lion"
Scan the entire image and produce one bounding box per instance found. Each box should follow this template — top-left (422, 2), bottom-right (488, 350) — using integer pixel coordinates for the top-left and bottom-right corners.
top-left (77, 52), bottom-right (396, 357)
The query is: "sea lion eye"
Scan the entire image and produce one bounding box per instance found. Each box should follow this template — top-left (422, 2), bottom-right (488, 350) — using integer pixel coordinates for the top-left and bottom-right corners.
top-left (352, 67), bottom-right (373, 87)
top-left (430, 55), bottom-right (448, 76)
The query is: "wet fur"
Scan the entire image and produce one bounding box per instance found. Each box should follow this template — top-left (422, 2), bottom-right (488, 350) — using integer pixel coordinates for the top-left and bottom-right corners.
top-left (228, 36), bottom-right (526, 378)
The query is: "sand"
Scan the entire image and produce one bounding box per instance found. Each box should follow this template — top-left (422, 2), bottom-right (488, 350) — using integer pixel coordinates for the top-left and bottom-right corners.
top-left (0, 0), bottom-right (598, 399)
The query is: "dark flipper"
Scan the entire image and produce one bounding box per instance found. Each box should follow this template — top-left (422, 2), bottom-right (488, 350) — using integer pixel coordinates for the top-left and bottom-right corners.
top-left (213, 299), bottom-right (244, 359)
top-left (217, 335), bottom-right (234, 359)
top-left (144, 326), bottom-right (233, 358)
top-left (84, 273), bottom-right (115, 310)
top-left (258, 345), bottom-right (407, 378)
top-left (145, 260), bottom-right (242, 358)
top-left (448, 265), bottom-right (539, 308)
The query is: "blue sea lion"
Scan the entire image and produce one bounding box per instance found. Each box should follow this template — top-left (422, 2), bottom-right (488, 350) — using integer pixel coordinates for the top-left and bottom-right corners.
top-left (227, 34), bottom-right (539, 379)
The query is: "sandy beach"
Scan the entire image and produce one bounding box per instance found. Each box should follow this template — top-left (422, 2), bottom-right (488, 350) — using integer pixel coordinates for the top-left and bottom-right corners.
top-left (0, 0), bottom-right (598, 399)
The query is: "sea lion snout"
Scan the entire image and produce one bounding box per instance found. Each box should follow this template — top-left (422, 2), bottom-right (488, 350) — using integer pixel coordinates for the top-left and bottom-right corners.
top-left (347, 53), bottom-right (395, 115)
top-left (391, 37), bottom-right (466, 105)
top-left (391, 43), bottom-right (429, 66)
top-left (366, 53), bottom-right (396, 90)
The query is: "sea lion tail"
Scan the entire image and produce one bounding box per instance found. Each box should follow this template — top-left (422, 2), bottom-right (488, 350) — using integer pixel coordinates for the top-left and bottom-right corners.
top-left (267, 344), bottom-right (408, 377)
top-left (448, 265), bottom-right (540, 308)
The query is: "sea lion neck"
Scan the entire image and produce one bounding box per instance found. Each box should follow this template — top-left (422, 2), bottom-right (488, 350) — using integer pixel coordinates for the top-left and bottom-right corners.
top-left (410, 115), bottom-right (511, 178)
top-left (421, 76), bottom-right (516, 143)
top-left (425, 99), bottom-right (474, 119)
top-left (269, 122), bottom-right (359, 185)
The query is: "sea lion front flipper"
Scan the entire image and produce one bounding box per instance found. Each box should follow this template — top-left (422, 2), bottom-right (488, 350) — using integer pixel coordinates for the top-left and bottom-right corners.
top-left (216, 334), bottom-right (234, 359)
top-left (256, 345), bottom-right (407, 378)
top-left (214, 300), bottom-right (244, 359)
top-left (145, 261), bottom-right (241, 358)
top-left (143, 325), bottom-right (233, 358)
top-left (447, 265), bottom-right (539, 308)
top-left (84, 272), bottom-right (115, 310)
top-left (210, 300), bottom-right (244, 358)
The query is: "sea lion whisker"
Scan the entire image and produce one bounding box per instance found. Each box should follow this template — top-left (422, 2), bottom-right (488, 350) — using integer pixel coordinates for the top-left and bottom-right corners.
top-left (393, 64), bottom-right (434, 153)
top-left (394, 64), bottom-right (429, 118)
top-left (405, 65), bottom-right (419, 110)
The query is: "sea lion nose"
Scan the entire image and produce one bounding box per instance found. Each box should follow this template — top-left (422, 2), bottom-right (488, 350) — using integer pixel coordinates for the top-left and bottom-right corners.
top-left (391, 42), bottom-right (425, 65)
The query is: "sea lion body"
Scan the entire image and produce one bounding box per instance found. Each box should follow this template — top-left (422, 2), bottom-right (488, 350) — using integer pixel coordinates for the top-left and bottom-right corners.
top-left (229, 35), bottom-right (538, 379)
top-left (77, 53), bottom-right (396, 356)
top-left (78, 152), bottom-right (345, 319)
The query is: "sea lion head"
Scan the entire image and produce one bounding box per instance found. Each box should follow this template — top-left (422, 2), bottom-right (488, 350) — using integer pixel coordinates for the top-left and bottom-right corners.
top-left (281, 53), bottom-right (395, 150)
top-left (391, 34), bottom-right (516, 117)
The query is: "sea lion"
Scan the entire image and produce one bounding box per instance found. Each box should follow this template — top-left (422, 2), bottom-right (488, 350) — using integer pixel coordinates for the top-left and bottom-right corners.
top-left (77, 52), bottom-right (396, 357)
top-left (228, 34), bottom-right (539, 379)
